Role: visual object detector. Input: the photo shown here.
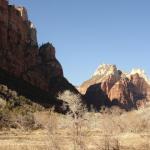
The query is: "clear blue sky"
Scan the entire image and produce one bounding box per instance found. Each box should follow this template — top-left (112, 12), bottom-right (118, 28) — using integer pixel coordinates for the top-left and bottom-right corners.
top-left (10, 0), bottom-right (150, 85)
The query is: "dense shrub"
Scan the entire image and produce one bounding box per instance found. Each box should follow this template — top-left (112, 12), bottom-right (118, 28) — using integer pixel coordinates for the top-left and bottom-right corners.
top-left (0, 84), bottom-right (44, 130)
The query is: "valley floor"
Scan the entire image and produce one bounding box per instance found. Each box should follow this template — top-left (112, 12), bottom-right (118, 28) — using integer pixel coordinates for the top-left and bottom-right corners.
top-left (0, 129), bottom-right (150, 150)
top-left (0, 90), bottom-right (150, 150)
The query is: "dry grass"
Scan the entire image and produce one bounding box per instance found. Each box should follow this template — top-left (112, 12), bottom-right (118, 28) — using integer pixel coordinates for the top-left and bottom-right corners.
top-left (0, 91), bottom-right (150, 150)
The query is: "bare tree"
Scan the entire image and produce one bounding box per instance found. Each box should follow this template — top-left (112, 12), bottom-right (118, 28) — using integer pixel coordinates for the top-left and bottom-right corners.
top-left (58, 90), bottom-right (88, 150)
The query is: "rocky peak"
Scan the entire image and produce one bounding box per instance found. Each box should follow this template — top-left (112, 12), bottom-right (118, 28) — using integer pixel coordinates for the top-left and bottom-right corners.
top-left (130, 68), bottom-right (145, 76)
top-left (79, 64), bottom-right (122, 95)
top-left (39, 43), bottom-right (56, 63)
top-left (129, 69), bottom-right (150, 85)
top-left (93, 64), bottom-right (121, 79)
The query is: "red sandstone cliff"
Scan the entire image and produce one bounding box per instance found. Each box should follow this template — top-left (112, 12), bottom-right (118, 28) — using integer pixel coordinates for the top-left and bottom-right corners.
top-left (0, 0), bottom-right (78, 109)
top-left (79, 64), bottom-right (150, 110)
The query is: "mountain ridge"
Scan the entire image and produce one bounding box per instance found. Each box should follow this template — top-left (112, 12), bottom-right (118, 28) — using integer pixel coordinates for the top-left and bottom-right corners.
top-left (79, 64), bottom-right (150, 110)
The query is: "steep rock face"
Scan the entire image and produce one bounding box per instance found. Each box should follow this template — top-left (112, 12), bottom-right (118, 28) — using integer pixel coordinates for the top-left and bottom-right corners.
top-left (130, 73), bottom-right (149, 96)
top-left (85, 83), bottom-right (111, 110)
top-left (79, 64), bottom-right (121, 94)
top-left (0, 0), bottom-right (38, 76)
top-left (108, 76), bottom-right (144, 109)
top-left (0, 0), bottom-right (78, 108)
top-left (22, 43), bottom-right (63, 92)
top-left (79, 64), bottom-right (150, 110)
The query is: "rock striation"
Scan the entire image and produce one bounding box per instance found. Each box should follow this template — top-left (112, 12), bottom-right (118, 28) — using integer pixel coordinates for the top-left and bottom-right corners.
top-left (0, 0), bottom-right (78, 109)
top-left (79, 64), bottom-right (150, 110)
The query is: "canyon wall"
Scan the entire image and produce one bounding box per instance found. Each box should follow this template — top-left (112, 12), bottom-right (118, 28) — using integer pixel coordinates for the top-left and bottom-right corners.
top-left (0, 0), bottom-right (77, 108)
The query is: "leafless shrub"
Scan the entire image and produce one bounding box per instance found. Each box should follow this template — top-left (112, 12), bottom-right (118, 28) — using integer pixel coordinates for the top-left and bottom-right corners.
top-left (0, 110), bottom-right (12, 129)
top-left (95, 136), bottom-right (121, 150)
top-left (0, 98), bottom-right (6, 109)
top-left (14, 112), bottom-right (42, 130)
top-left (39, 108), bottom-right (62, 150)
top-left (100, 106), bottom-right (125, 115)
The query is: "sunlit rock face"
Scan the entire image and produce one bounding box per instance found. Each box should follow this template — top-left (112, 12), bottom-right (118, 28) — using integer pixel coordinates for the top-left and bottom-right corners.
top-left (79, 64), bottom-right (150, 110)
top-left (93, 64), bottom-right (120, 78)
top-left (108, 75), bottom-right (144, 110)
top-left (79, 64), bottom-right (122, 95)
top-left (0, 0), bottom-right (78, 106)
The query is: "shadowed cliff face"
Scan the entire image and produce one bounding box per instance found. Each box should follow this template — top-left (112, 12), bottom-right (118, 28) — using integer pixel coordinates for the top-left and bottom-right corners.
top-left (85, 83), bottom-right (111, 110)
top-left (80, 64), bottom-right (150, 110)
top-left (0, 0), bottom-right (79, 110)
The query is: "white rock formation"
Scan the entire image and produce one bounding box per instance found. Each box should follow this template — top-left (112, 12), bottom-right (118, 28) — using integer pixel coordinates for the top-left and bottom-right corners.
top-left (130, 69), bottom-right (150, 85)
top-left (92, 64), bottom-right (120, 78)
